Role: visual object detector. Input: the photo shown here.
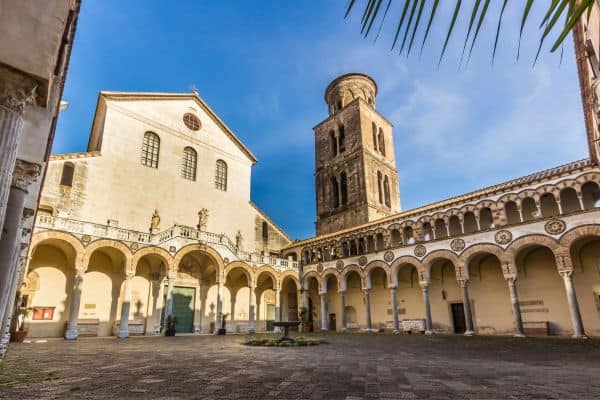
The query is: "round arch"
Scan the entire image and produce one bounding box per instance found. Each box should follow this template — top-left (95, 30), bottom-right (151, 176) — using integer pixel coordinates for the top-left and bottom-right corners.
top-left (390, 255), bottom-right (423, 287)
top-left (422, 250), bottom-right (461, 273)
top-left (321, 269), bottom-right (341, 292)
top-left (83, 239), bottom-right (132, 272)
top-left (255, 265), bottom-right (279, 289)
top-left (280, 271), bottom-right (301, 291)
top-left (506, 234), bottom-right (560, 261)
top-left (302, 270), bottom-right (321, 291)
top-left (30, 231), bottom-right (85, 265)
top-left (559, 224), bottom-right (600, 250)
top-left (173, 244), bottom-right (225, 281)
top-left (363, 260), bottom-right (390, 289)
top-left (341, 264), bottom-right (364, 291)
top-left (459, 243), bottom-right (509, 266)
top-left (131, 246), bottom-right (172, 274)
top-left (224, 261), bottom-right (254, 287)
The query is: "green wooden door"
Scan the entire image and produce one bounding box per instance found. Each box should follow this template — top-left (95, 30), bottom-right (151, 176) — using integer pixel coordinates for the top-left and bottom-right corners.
top-left (266, 304), bottom-right (275, 331)
top-left (163, 286), bottom-right (195, 333)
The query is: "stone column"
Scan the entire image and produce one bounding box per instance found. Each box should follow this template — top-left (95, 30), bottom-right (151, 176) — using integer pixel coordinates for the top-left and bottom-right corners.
top-left (165, 274), bottom-right (175, 318)
top-left (0, 160), bottom-right (40, 332)
top-left (506, 276), bottom-right (525, 337)
top-left (230, 291), bottom-right (236, 324)
top-left (390, 286), bottom-right (399, 333)
top-left (194, 280), bottom-right (203, 333)
top-left (421, 283), bottom-right (433, 334)
top-left (65, 267), bottom-right (86, 340)
top-left (215, 281), bottom-right (223, 327)
top-left (577, 194), bottom-right (585, 211)
top-left (274, 287), bottom-right (282, 332)
top-left (0, 250), bottom-right (29, 356)
top-left (150, 277), bottom-right (161, 334)
top-left (364, 289), bottom-right (372, 331)
top-left (117, 272), bottom-right (134, 338)
top-left (0, 69), bottom-right (37, 235)
top-left (320, 292), bottom-right (328, 331)
top-left (458, 279), bottom-right (475, 335)
top-left (248, 286), bottom-right (256, 333)
top-left (560, 270), bottom-right (586, 338)
top-left (340, 290), bottom-right (347, 332)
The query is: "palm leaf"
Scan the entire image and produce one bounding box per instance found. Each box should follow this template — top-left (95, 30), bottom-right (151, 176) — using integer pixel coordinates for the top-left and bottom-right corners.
top-left (492, 0), bottom-right (509, 63)
top-left (407, 0), bottom-right (427, 55)
top-left (438, 0), bottom-right (462, 66)
top-left (400, 1), bottom-right (420, 54)
top-left (517, 0), bottom-right (535, 60)
top-left (419, 0), bottom-right (440, 57)
top-left (460, 0), bottom-right (482, 65)
top-left (391, 1), bottom-right (412, 50)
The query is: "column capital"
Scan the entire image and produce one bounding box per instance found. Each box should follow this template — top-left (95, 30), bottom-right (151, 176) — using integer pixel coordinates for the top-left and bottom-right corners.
top-left (559, 269), bottom-right (574, 278)
top-left (0, 66), bottom-right (38, 114)
top-left (504, 275), bottom-right (517, 284)
top-left (458, 279), bottom-right (469, 288)
top-left (125, 271), bottom-right (135, 280)
top-left (11, 159), bottom-right (41, 192)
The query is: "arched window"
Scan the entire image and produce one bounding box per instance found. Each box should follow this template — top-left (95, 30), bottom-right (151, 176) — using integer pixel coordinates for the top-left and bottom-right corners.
top-left (560, 188), bottom-right (581, 214)
top-left (141, 131), bottom-right (160, 168)
top-left (504, 201), bottom-right (521, 224)
top-left (383, 175), bottom-right (391, 207)
top-left (463, 212), bottom-right (477, 233)
top-left (215, 160), bottom-right (227, 191)
top-left (181, 147), bottom-right (197, 181)
top-left (60, 162), bottom-right (75, 187)
top-left (581, 181), bottom-right (600, 209)
top-left (340, 171), bottom-right (348, 205)
top-left (338, 124), bottom-right (346, 153)
top-left (378, 128), bottom-right (386, 156)
top-left (377, 171), bottom-right (383, 204)
top-left (540, 193), bottom-right (559, 217)
top-left (479, 207), bottom-right (493, 229)
top-left (331, 176), bottom-right (340, 208)
top-left (448, 215), bottom-right (462, 236)
top-left (372, 122), bottom-right (378, 151)
top-left (329, 130), bottom-right (337, 156)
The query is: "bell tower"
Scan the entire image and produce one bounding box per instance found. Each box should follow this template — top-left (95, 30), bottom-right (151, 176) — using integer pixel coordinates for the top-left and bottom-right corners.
top-left (314, 73), bottom-right (401, 236)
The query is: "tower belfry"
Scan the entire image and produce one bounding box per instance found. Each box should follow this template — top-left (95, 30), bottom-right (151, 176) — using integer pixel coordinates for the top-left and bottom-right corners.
top-left (314, 73), bottom-right (401, 236)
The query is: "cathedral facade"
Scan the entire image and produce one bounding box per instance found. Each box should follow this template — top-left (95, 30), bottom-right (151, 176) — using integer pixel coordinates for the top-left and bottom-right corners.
top-left (17, 13), bottom-right (600, 340)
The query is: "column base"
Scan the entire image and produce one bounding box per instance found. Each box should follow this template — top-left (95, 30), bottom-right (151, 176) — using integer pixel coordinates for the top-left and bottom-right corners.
top-left (424, 330), bottom-right (433, 335)
top-left (321, 328), bottom-right (329, 332)
top-left (361, 328), bottom-right (378, 333)
top-left (514, 333), bottom-right (526, 338)
top-left (392, 329), bottom-right (400, 335)
top-left (341, 328), bottom-right (347, 333)
top-left (117, 330), bottom-right (129, 339)
top-left (247, 326), bottom-right (255, 334)
top-left (464, 330), bottom-right (475, 336)
top-left (572, 334), bottom-right (588, 339)
top-left (64, 329), bottom-right (79, 340)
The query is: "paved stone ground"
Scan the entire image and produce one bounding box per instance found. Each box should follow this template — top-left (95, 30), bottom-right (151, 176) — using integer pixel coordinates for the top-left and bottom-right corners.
top-left (1, 333), bottom-right (600, 399)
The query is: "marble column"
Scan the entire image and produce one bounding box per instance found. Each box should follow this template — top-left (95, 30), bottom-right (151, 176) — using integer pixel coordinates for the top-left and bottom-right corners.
top-left (0, 251), bottom-right (29, 355)
top-left (320, 292), bottom-right (328, 331)
top-left (215, 281), bottom-right (223, 327)
top-left (194, 280), bottom-right (204, 333)
top-left (458, 279), bottom-right (475, 335)
top-left (0, 69), bottom-right (37, 235)
top-left (506, 277), bottom-right (525, 337)
top-left (230, 291), bottom-right (236, 324)
top-left (274, 288), bottom-right (281, 332)
top-left (165, 274), bottom-right (175, 318)
top-left (560, 270), bottom-right (586, 338)
top-left (65, 267), bottom-right (86, 340)
top-left (340, 290), bottom-right (347, 332)
top-left (248, 286), bottom-right (256, 333)
top-left (118, 272), bottom-right (134, 338)
top-left (364, 289), bottom-right (372, 331)
top-left (149, 277), bottom-right (161, 334)
top-left (390, 286), bottom-right (399, 333)
top-left (0, 161), bottom-right (39, 336)
top-left (421, 283), bottom-right (433, 334)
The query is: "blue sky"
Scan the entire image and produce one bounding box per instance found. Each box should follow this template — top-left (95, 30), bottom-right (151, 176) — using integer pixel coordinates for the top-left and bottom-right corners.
top-left (55, 1), bottom-right (587, 240)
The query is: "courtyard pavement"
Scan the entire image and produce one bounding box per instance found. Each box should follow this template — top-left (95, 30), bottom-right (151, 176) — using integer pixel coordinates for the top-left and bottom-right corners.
top-left (1, 333), bottom-right (599, 399)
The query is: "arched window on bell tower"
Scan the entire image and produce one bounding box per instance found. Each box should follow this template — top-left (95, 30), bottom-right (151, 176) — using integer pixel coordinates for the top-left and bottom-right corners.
top-left (329, 130), bottom-right (337, 156)
top-left (383, 175), bottom-right (391, 207)
top-left (338, 124), bottom-right (345, 153)
top-left (377, 171), bottom-right (383, 204)
top-left (378, 128), bottom-right (386, 157)
top-left (372, 122), bottom-right (378, 151)
top-left (340, 171), bottom-right (348, 205)
top-left (331, 176), bottom-right (340, 209)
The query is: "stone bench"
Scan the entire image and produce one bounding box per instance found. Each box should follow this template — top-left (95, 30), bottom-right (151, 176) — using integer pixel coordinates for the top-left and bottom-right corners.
top-left (523, 321), bottom-right (549, 336)
top-left (113, 319), bottom-right (146, 336)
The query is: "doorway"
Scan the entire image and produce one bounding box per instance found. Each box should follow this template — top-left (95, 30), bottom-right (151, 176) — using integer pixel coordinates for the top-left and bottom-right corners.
top-left (329, 313), bottom-right (336, 331)
top-left (450, 302), bottom-right (466, 334)
top-left (162, 286), bottom-right (195, 333)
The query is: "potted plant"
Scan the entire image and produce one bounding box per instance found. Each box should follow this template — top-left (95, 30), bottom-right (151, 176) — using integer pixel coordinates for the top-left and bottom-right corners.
top-left (10, 293), bottom-right (30, 343)
top-left (217, 313), bottom-right (228, 335)
top-left (299, 307), bottom-right (314, 333)
top-left (165, 315), bottom-right (177, 336)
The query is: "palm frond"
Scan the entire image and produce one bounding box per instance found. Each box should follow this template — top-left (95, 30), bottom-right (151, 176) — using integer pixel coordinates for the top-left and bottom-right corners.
top-left (345, 0), bottom-right (596, 63)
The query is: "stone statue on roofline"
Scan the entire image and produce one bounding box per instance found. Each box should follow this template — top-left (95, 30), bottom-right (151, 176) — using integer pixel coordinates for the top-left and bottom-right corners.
top-left (197, 208), bottom-right (208, 231)
top-left (236, 230), bottom-right (243, 250)
top-left (150, 209), bottom-right (160, 232)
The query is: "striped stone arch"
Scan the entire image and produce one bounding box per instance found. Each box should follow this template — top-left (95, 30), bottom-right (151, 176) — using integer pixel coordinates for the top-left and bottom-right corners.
top-left (29, 230), bottom-right (86, 266)
top-left (280, 270), bottom-right (301, 291)
top-left (341, 264), bottom-right (364, 291)
top-left (83, 239), bottom-right (133, 272)
top-left (575, 171), bottom-right (600, 186)
top-left (559, 224), bottom-right (600, 250)
top-left (515, 188), bottom-right (538, 202)
top-left (131, 246), bottom-right (172, 274)
top-left (422, 249), bottom-right (461, 274)
top-left (459, 243), bottom-right (509, 266)
top-left (302, 270), bottom-right (320, 291)
top-left (173, 243), bottom-right (225, 282)
top-left (224, 261), bottom-right (254, 287)
top-left (497, 192), bottom-right (521, 207)
top-left (389, 255), bottom-right (424, 287)
top-left (505, 234), bottom-right (561, 260)
top-left (363, 260), bottom-right (390, 290)
top-left (321, 269), bottom-right (341, 292)
top-left (555, 178), bottom-right (578, 192)
top-left (534, 184), bottom-right (560, 199)
top-left (255, 265), bottom-right (279, 290)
